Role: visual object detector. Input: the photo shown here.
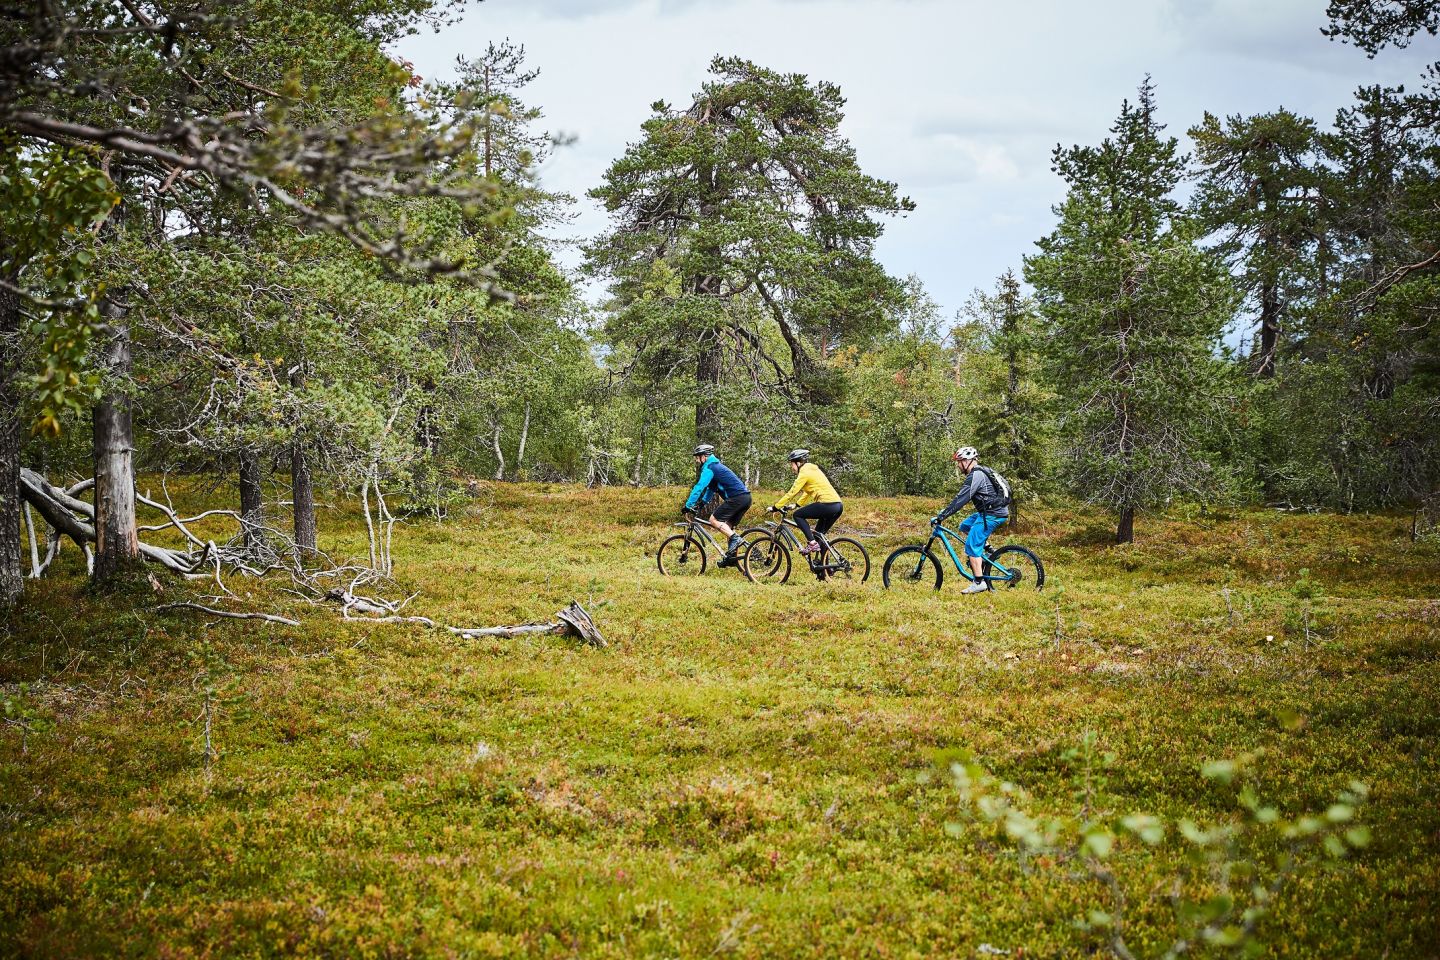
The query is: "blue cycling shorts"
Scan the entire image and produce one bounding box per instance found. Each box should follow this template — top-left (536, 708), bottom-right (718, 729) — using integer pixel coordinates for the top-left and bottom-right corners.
top-left (959, 512), bottom-right (1007, 558)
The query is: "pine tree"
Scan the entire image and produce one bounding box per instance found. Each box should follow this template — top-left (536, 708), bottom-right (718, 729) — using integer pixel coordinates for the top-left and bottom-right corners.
top-left (1025, 79), bottom-right (1238, 543)
top-left (586, 56), bottom-right (913, 441)
top-left (1190, 109), bottom-right (1325, 378)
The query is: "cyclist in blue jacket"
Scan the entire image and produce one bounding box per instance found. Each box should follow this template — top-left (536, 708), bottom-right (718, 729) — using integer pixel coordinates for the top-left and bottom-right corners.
top-left (684, 443), bottom-right (752, 567)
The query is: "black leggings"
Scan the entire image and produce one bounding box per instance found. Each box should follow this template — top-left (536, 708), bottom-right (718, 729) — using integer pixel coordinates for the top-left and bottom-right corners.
top-left (793, 502), bottom-right (843, 543)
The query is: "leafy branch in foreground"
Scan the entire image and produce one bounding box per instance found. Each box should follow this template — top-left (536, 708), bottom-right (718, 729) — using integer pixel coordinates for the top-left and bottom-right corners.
top-left (938, 740), bottom-right (1371, 959)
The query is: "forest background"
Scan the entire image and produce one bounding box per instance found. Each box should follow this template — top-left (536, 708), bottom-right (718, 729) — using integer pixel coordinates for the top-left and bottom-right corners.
top-left (0, 0), bottom-right (1436, 586)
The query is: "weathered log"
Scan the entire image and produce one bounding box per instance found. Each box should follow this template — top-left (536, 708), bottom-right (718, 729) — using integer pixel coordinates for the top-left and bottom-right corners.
top-left (333, 593), bottom-right (608, 649)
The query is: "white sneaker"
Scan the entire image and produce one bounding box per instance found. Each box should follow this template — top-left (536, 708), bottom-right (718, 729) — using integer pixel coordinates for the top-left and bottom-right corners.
top-left (961, 582), bottom-right (989, 595)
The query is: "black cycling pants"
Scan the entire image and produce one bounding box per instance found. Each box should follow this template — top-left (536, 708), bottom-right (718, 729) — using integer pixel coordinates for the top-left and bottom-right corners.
top-left (793, 501), bottom-right (843, 543)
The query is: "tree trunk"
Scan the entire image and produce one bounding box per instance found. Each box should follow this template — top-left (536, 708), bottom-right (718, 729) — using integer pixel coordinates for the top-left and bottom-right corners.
top-left (491, 417), bottom-right (505, 481)
top-left (1256, 277), bottom-right (1279, 379)
top-left (92, 300), bottom-right (140, 585)
top-left (1115, 504), bottom-right (1136, 545)
top-left (0, 281), bottom-right (22, 604)
top-left (415, 404), bottom-right (439, 456)
top-left (291, 439), bottom-right (317, 555)
top-left (515, 400), bottom-right (530, 479)
top-left (288, 366), bottom-right (317, 555)
top-left (695, 336), bottom-right (723, 441)
top-left (633, 416), bottom-right (646, 487)
top-left (239, 450), bottom-right (266, 554)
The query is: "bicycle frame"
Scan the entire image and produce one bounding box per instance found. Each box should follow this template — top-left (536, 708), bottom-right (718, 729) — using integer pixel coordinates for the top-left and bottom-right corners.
top-left (928, 523), bottom-right (1016, 584)
top-left (675, 517), bottom-right (726, 557)
top-left (756, 510), bottom-right (838, 570)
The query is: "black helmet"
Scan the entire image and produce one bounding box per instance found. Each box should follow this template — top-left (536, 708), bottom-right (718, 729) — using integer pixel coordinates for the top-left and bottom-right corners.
top-left (787, 448), bottom-right (810, 463)
top-left (693, 443), bottom-right (715, 457)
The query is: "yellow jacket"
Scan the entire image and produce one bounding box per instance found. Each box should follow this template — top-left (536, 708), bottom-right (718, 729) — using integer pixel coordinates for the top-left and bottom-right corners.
top-left (774, 463), bottom-right (841, 508)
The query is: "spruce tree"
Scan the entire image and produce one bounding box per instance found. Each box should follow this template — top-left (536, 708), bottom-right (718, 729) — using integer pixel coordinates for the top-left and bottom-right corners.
top-left (1025, 79), bottom-right (1237, 543)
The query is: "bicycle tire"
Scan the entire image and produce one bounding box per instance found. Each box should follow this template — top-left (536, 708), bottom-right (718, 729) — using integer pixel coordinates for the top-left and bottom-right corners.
top-left (882, 545), bottom-right (943, 591)
top-left (983, 544), bottom-right (1045, 590)
top-left (741, 532), bottom-right (791, 584)
top-left (657, 534), bottom-right (707, 577)
top-left (822, 537), bottom-right (870, 582)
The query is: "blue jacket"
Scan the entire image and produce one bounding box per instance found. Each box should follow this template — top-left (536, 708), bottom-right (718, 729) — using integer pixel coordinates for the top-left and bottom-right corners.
top-left (685, 455), bottom-right (749, 509)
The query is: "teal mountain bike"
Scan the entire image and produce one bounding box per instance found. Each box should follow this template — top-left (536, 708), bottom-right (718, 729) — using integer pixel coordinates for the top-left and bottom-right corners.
top-left (882, 517), bottom-right (1044, 591)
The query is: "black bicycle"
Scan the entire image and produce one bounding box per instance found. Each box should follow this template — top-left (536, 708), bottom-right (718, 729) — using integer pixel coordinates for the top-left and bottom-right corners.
top-left (655, 509), bottom-right (758, 577)
top-left (739, 505), bottom-right (870, 584)
top-left (882, 517), bottom-right (1044, 591)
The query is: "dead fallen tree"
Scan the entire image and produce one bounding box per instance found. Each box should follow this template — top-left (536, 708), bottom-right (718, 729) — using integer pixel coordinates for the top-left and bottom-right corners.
top-left (328, 592), bottom-right (608, 648)
top-left (20, 467), bottom-right (607, 648)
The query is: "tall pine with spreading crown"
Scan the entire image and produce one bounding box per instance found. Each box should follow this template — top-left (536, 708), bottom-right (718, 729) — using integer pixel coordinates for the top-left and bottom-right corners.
top-left (586, 56), bottom-right (912, 442)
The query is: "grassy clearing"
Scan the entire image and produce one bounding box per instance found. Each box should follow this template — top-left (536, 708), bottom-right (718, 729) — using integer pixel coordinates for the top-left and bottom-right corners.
top-left (2, 482), bottom-right (1438, 958)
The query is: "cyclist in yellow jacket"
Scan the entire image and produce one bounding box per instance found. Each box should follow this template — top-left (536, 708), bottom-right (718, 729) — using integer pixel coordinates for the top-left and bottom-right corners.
top-left (771, 449), bottom-right (843, 555)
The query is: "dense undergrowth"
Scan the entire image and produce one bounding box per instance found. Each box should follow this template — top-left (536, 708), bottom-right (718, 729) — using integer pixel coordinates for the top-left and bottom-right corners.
top-left (2, 482), bottom-right (1438, 958)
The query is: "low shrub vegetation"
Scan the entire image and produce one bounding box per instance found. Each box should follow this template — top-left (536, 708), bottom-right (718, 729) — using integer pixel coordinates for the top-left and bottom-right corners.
top-left (2, 483), bottom-right (1438, 957)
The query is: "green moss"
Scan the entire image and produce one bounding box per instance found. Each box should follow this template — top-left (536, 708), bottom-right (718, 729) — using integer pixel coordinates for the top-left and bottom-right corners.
top-left (1, 483), bottom-right (1438, 957)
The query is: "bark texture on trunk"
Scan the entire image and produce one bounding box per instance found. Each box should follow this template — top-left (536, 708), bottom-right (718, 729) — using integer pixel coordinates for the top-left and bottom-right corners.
top-left (1115, 504), bottom-right (1136, 545)
top-left (491, 417), bottom-right (505, 481)
top-left (288, 367), bottom-right (317, 554)
top-left (239, 450), bottom-right (266, 554)
top-left (92, 302), bottom-right (140, 584)
top-left (515, 401), bottom-right (530, 478)
top-left (291, 439), bottom-right (317, 554)
top-left (0, 282), bottom-right (22, 604)
top-left (695, 337), bottom-right (723, 441)
top-left (1257, 278), bottom-right (1279, 379)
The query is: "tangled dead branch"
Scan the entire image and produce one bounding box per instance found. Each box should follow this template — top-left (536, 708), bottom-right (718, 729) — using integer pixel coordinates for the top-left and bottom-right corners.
top-left (19, 467), bottom-right (607, 648)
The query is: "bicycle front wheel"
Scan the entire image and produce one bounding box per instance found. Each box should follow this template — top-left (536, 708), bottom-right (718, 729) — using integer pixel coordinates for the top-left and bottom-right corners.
top-left (657, 534), bottom-right (707, 577)
top-left (882, 546), bottom-right (943, 591)
top-left (984, 544), bottom-right (1045, 590)
top-left (822, 537), bottom-right (870, 583)
top-left (742, 533), bottom-right (791, 584)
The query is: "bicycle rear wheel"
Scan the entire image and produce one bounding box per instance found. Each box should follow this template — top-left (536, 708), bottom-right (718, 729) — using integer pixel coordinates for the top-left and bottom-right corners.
top-left (741, 533), bottom-right (791, 584)
top-left (882, 546), bottom-right (943, 591)
top-left (983, 544), bottom-right (1045, 590)
top-left (821, 537), bottom-right (870, 582)
top-left (657, 534), bottom-right (707, 577)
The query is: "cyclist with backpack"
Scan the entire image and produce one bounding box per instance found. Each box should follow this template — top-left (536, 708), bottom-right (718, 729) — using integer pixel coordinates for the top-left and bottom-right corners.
top-left (934, 445), bottom-right (1011, 595)
top-left (771, 449), bottom-right (843, 558)
top-left (684, 443), bottom-right (752, 567)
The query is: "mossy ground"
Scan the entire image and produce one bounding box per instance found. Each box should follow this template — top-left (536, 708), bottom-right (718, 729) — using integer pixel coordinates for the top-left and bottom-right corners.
top-left (2, 483), bottom-right (1438, 958)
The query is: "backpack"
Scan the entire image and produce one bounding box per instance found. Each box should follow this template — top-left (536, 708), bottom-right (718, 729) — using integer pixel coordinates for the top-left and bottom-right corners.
top-left (973, 465), bottom-right (1012, 513)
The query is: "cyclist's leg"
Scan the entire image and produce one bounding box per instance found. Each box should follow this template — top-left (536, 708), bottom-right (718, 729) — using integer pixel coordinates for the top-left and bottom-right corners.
top-left (811, 503), bottom-right (844, 579)
top-left (792, 503), bottom-right (823, 551)
top-left (711, 493), bottom-right (752, 562)
top-left (813, 502), bottom-right (842, 537)
top-left (964, 514), bottom-right (1006, 585)
top-left (963, 512), bottom-right (988, 584)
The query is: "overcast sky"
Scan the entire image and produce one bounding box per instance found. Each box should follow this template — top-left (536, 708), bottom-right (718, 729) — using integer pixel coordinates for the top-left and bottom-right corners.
top-left (392, 0), bottom-right (1433, 325)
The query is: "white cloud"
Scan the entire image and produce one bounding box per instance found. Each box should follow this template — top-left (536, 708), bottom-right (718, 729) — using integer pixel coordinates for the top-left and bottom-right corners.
top-left (395, 0), bottom-right (1431, 320)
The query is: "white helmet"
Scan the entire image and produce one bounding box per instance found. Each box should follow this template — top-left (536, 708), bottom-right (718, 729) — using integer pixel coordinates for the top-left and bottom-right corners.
top-left (953, 445), bottom-right (978, 462)
top-left (693, 443), bottom-right (715, 457)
